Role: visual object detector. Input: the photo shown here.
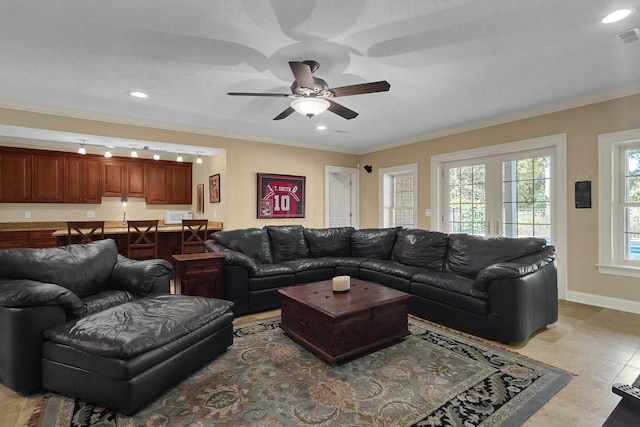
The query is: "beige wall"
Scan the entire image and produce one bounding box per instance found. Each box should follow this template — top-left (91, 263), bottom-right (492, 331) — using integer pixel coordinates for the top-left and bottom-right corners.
top-left (0, 108), bottom-right (357, 230)
top-left (358, 93), bottom-right (640, 310)
top-left (1, 94), bottom-right (640, 311)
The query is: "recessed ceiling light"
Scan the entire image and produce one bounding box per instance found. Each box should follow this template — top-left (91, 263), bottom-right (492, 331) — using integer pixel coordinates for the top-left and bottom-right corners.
top-left (129, 91), bottom-right (148, 98)
top-left (316, 125), bottom-right (327, 130)
top-left (602, 8), bottom-right (634, 24)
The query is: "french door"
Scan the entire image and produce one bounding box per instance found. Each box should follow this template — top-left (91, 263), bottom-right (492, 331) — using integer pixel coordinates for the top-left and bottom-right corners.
top-left (444, 148), bottom-right (552, 243)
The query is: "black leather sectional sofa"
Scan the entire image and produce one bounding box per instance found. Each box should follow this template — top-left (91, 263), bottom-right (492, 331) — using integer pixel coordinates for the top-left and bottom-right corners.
top-left (206, 225), bottom-right (558, 343)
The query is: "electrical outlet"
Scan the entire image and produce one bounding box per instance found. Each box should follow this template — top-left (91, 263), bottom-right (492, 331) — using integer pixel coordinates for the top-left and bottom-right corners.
top-left (25, 211), bottom-right (31, 218)
top-left (86, 211), bottom-right (95, 218)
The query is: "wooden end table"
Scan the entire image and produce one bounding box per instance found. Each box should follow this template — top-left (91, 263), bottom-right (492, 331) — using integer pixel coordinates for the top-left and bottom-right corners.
top-left (172, 252), bottom-right (224, 298)
top-left (278, 279), bottom-right (409, 364)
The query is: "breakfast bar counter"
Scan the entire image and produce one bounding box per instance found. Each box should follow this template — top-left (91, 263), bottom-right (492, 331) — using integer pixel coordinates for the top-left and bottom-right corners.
top-left (0, 221), bottom-right (222, 263)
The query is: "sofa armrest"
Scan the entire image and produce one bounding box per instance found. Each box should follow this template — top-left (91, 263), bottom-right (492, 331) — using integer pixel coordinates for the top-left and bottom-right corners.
top-left (0, 277), bottom-right (82, 315)
top-left (110, 255), bottom-right (173, 295)
top-left (206, 242), bottom-right (258, 275)
top-left (474, 246), bottom-right (556, 292)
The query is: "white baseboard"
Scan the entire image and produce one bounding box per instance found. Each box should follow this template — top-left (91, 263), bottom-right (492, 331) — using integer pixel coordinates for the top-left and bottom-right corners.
top-left (566, 291), bottom-right (640, 314)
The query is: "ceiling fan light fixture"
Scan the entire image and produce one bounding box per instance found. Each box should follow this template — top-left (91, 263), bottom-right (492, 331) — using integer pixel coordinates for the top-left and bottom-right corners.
top-left (290, 97), bottom-right (330, 118)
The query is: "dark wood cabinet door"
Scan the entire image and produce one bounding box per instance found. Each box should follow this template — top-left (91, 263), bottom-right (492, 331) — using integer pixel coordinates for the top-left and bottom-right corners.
top-left (0, 152), bottom-right (31, 202)
top-left (64, 157), bottom-right (83, 202)
top-left (126, 162), bottom-right (146, 197)
top-left (83, 158), bottom-right (102, 203)
top-left (145, 164), bottom-right (170, 204)
top-left (102, 160), bottom-right (125, 196)
top-left (170, 164), bottom-right (192, 204)
top-left (65, 157), bottom-right (101, 203)
top-left (32, 154), bottom-right (64, 203)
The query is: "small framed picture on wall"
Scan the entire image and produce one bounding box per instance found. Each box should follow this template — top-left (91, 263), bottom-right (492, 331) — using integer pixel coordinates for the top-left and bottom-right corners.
top-left (209, 174), bottom-right (220, 203)
top-left (196, 184), bottom-right (204, 213)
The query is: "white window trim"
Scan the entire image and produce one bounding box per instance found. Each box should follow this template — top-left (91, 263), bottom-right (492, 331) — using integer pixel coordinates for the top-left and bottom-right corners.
top-left (378, 163), bottom-right (418, 228)
top-left (598, 127), bottom-right (640, 278)
top-left (431, 134), bottom-right (567, 299)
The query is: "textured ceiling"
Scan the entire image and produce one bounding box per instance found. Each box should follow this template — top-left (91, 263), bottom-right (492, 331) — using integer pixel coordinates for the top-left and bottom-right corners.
top-left (0, 0), bottom-right (639, 155)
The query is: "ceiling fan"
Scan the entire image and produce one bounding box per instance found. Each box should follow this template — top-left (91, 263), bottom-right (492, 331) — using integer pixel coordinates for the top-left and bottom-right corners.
top-left (227, 60), bottom-right (390, 120)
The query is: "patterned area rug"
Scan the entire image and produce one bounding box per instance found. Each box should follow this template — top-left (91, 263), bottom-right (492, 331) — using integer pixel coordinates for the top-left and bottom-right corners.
top-left (29, 317), bottom-right (571, 426)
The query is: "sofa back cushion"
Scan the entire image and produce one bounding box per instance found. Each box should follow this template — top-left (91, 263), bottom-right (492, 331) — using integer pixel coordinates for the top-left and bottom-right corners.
top-left (445, 234), bottom-right (547, 278)
top-left (212, 228), bottom-right (273, 264)
top-left (304, 227), bottom-right (354, 257)
top-left (266, 225), bottom-right (309, 263)
top-left (392, 229), bottom-right (449, 270)
top-left (351, 228), bottom-right (399, 259)
top-left (0, 239), bottom-right (118, 297)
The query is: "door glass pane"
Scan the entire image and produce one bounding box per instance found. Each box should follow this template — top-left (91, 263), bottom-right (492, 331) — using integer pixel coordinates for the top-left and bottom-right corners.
top-left (502, 156), bottom-right (551, 243)
top-left (448, 165), bottom-right (486, 235)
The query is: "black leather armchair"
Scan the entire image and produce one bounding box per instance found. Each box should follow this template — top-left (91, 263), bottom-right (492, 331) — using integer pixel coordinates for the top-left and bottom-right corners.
top-left (0, 239), bottom-right (172, 394)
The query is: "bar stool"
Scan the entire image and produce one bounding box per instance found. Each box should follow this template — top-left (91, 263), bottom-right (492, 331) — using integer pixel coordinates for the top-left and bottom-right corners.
top-left (127, 220), bottom-right (159, 260)
top-left (181, 219), bottom-right (208, 254)
top-left (67, 221), bottom-right (105, 245)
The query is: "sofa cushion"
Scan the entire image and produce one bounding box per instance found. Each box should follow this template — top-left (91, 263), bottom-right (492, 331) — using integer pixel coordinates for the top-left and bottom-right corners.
top-left (304, 227), bottom-right (354, 257)
top-left (351, 228), bottom-right (399, 259)
top-left (412, 270), bottom-right (488, 299)
top-left (392, 229), bottom-right (449, 270)
top-left (0, 239), bottom-right (118, 298)
top-left (360, 260), bottom-right (421, 280)
top-left (445, 234), bottom-right (547, 278)
top-left (212, 228), bottom-right (273, 264)
top-left (266, 225), bottom-right (309, 263)
top-left (80, 290), bottom-right (136, 317)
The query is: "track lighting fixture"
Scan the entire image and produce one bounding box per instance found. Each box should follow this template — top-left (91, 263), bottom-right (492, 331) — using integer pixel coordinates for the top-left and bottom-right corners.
top-left (196, 155), bottom-right (203, 164)
top-left (77, 143), bottom-right (86, 155)
top-left (153, 150), bottom-right (160, 161)
top-left (130, 149), bottom-right (138, 158)
top-left (176, 154), bottom-right (183, 162)
top-left (104, 147), bottom-right (112, 158)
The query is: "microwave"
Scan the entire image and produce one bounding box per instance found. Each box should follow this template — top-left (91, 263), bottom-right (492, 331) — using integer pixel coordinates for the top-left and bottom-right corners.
top-left (164, 211), bottom-right (193, 224)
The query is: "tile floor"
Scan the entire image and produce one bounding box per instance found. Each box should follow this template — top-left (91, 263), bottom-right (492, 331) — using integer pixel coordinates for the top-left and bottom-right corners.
top-left (2, 300), bottom-right (639, 426)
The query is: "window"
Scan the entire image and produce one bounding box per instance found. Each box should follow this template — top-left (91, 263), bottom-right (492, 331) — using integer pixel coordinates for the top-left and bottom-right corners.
top-left (379, 164), bottom-right (418, 228)
top-left (443, 150), bottom-right (552, 242)
top-left (598, 128), bottom-right (640, 277)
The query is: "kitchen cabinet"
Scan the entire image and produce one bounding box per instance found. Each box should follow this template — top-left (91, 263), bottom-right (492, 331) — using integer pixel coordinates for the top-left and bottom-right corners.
top-left (32, 153), bottom-right (65, 203)
top-left (0, 151), bottom-right (31, 202)
top-left (64, 157), bottom-right (101, 203)
top-left (0, 230), bottom-right (57, 249)
top-left (146, 163), bottom-right (192, 204)
top-left (102, 160), bottom-right (145, 197)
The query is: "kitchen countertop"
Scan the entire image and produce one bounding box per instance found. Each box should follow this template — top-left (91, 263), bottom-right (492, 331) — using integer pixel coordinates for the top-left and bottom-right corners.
top-left (0, 221), bottom-right (223, 234)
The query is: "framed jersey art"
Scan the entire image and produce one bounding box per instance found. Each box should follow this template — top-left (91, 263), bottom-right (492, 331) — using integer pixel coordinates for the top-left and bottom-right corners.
top-left (257, 173), bottom-right (305, 219)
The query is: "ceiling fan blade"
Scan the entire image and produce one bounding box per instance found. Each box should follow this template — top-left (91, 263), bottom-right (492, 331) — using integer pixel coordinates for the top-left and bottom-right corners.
top-left (289, 61), bottom-right (315, 88)
top-left (330, 81), bottom-right (390, 97)
top-left (328, 100), bottom-right (358, 120)
top-left (227, 92), bottom-right (290, 97)
top-left (273, 106), bottom-right (295, 120)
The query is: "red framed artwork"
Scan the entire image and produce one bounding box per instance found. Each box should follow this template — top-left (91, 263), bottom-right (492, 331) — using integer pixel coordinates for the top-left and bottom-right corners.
top-left (257, 173), bottom-right (305, 219)
top-left (209, 174), bottom-right (220, 203)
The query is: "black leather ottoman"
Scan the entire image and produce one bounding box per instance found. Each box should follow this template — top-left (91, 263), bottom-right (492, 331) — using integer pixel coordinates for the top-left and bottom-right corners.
top-left (41, 294), bottom-right (234, 415)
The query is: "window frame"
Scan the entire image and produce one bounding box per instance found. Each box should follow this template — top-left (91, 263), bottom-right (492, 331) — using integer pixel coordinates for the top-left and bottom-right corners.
top-left (598, 127), bottom-right (640, 277)
top-left (378, 163), bottom-right (418, 228)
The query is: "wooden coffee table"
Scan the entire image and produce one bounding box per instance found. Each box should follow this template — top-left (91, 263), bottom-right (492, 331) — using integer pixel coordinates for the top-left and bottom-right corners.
top-left (278, 279), bottom-right (409, 364)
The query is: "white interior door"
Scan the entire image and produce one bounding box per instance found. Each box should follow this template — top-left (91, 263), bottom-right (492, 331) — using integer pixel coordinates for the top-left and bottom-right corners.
top-left (325, 166), bottom-right (359, 228)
